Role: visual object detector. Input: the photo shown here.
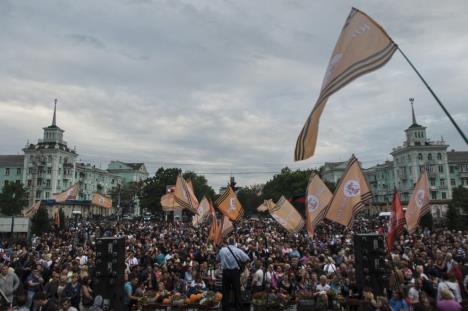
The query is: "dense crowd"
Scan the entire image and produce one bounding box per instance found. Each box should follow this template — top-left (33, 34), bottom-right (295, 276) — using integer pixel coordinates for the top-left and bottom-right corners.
top-left (0, 214), bottom-right (467, 311)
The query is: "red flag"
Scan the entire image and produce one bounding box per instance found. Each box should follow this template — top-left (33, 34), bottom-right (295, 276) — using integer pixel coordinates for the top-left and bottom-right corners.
top-left (386, 190), bottom-right (406, 253)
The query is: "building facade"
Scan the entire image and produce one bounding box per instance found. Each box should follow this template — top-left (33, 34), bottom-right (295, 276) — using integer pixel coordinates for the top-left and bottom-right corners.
top-left (320, 102), bottom-right (467, 209)
top-left (0, 102), bottom-right (147, 216)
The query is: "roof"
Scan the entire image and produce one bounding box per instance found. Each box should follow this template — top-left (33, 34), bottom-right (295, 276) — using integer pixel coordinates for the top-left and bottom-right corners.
top-left (323, 161), bottom-right (347, 169)
top-left (125, 163), bottom-right (145, 170)
top-left (0, 155), bottom-right (24, 167)
top-left (447, 151), bottom-right (468, 163)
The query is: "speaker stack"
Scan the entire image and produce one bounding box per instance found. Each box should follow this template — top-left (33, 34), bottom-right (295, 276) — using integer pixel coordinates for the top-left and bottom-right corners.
top-left (95, 237), bottom-right (125, 311)
top-left (353, 234), bottom-right (387, 295)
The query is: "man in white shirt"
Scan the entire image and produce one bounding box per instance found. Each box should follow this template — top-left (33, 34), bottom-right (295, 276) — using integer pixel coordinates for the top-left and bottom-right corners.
top-left (251, 260), bottom-right (264, 293)
top-left (316, 275), bottom-right (331, 293)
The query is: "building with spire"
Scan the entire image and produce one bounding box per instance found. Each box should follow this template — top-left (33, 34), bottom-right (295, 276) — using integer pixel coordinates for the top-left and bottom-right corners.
top-left (321, 98), bottom-right (467, 217)
top-left (0, 101), bottom-right (148, 216)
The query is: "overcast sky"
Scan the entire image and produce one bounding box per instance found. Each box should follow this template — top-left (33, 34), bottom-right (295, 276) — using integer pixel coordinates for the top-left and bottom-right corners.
top-left (1, 0), bottom-right (467, 190)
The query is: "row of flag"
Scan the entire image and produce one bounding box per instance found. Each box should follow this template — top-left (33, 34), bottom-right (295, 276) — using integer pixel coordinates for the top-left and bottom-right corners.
top-left (185, 153), bottom-right (429, 252)
top-left (22, 183), bottom-right (113, 217)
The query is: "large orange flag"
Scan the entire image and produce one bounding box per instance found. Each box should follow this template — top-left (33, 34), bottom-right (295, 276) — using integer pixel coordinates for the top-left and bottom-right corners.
top-left (306, 174), bottom-right (333, 237)
top-left (386, 190), bottom-right (406, 253)
top-left (215, 186), bottom-right (244, 222)
top-left (192, 196), bottom-right (211, 227)
top-left (174, 175), bottom-right (199, 213)
top-left (91, 193), bottom-right (112, 209)
top-left (269, 196), bottom-right (304, 234)
top-left (405, 171), bottom-right (430, 234)
top-left (207, 199), bottom-right (219, 242)
top-left (53, 183), bottom-right (79, 202)
top-left (325, 155), bottom-right (372, 228)
top-left (295, 8), bottom-right (397, 161)
top-left (215, 216), bottom-right (234, 246)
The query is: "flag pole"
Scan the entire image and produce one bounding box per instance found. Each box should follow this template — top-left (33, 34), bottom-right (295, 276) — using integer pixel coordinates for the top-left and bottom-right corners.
top-left (397, 46), bottom-right (468, 145)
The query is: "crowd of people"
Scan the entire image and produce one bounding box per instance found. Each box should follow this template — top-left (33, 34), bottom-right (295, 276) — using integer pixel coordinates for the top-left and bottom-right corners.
top-left (0, 213), bottom-right (466, 311)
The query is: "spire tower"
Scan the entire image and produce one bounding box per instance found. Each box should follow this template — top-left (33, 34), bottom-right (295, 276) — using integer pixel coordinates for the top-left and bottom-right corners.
top-left (52, 99), bottom-right (57, 126)
top-left (410, 98), bottom-right (417, 125)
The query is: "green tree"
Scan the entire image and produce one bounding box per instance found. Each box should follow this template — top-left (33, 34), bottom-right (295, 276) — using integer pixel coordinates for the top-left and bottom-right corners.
top-left (31, 206), bottom-right (50, 235)
top-left (139, 168), bottom-right (215, 214)
top-left (262, 167), bottom-right (316, 201)
top-left (110, 181), bottom-right (143, 214)
top-left (237, 185), bottom-right (263, 216)
top-left (446, 186), bottom-right (468, 229)
top-left (0, 182), bottom-right (28, 216)
top-left (59, 208), bottom-right (66, 230)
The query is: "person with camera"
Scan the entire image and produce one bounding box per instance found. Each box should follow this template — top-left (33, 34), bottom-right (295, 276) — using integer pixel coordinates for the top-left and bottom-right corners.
top-left (217, 238), bottom-right (249, 311)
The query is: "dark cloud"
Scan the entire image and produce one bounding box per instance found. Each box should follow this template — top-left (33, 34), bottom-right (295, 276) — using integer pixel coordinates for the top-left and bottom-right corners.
top-left (0, 0), bottom-right (467, 189)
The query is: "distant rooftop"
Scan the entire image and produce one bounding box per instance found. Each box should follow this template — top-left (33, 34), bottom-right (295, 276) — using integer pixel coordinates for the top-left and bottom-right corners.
top-left (447, 151), bottom-right (468, 163)
top-left (0, 155), bottom-right (24, 167)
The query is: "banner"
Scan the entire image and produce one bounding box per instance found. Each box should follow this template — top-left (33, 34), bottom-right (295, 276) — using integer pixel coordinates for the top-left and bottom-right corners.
top-left (325, 155), bottom-right (372, 227)
top-left (295, 8), bottom-right (397, 160)
top-left (91, 193), bottom-right (112, 209)
top-left (405, 171), bottom-right (430, 234)
top-left (269, 196), bottom-right (304, 234)
top-left (386, 190), bottom-right (406, 253)
top-left (208, 198), bottom-right (219, 242)
top-left (192, 196), bottom-right (211, 226)
top-left (174, 175), bottom-right (199, 213)
top-left (215, 186), bottom-right (244, 222)
top-left (23, 200), bottom-right (41, 217)
top-left (305, 174), bottom-right (333, 237)
top-left (215, 216), bottom-right (234, 246)
top-left (53, 182), bottom-right (79, 202)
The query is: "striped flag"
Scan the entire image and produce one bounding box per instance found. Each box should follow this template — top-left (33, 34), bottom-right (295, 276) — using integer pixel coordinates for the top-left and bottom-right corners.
top-left (325, 155), bottom-right (372, 228)
top-left (23, 200), bottom-right (41, 217)
top-left (386, 190), bottom-right (406, 253)
top-left (215, 186), bottom-right (244, 222)
top-left (269, 196), bottom-right (304, 234)
top-left (215, 215), bottom-right (234, 246)
top-left (257, 199), bottom-right (275, 212)
top-left (91, 193), bottom-right (112, 209)
top-left (192, 196), bottom-right (211, 227)
top-left (295, 8), bottom-right (397, 161)
top-left (405, 171), bottom-right (430, 234)
top-left (53, 182), bottom-right (79, 202)
top-left (174, 175), bottom-right (199, 214)
top-left (54, 211), bottom-right (61, 226)
top-left (207, 198), bottom-right (219, 242)
top-left (305, 174), bottom-right (333, 237)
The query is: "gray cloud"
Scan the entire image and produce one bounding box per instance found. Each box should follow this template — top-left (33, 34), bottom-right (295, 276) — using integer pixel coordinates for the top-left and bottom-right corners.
top-left (0, 0), bottom-right (467, 190)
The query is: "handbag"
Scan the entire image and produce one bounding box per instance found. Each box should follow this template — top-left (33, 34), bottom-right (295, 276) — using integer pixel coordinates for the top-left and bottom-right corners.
top-left (227, 246), bottom-right (246, 271)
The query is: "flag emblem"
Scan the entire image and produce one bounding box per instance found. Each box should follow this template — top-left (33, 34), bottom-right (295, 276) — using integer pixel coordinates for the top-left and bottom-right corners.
top-left (307, 195), bottom-right (320, 212)
top-left (344, 180), bottom-right (360, 197)
top-left (229, 198), bottom-right (236, 211)
top-left (416, 190), bottom-right (425, 208)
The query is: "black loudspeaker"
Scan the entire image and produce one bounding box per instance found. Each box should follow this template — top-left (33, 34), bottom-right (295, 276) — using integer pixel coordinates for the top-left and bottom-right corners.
top-left (353, 234), bottom-right (386, 295)
top-left (95, 237), bottom-right (125, 311)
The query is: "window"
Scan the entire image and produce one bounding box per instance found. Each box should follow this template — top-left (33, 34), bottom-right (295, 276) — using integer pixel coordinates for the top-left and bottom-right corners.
top-left (431, 191), bottom-right (437, 200)
top-left (36, 190), bottom-right (41, 198)
top-left (437, 153), bottom-right (442, 160)
top-left (430, 178), bottom-right (436, 186)
top-left (28, 168), bottom-right (33, 174)
top-left (440, 179), bottom-right (445, 187)
top-left (58, 168), bottom-right (61, 174)
top-left (418, 153), bottom-right (423, 161)
top-left (4, 181), bottom-right (8, 186)
top-left (45, 192), bottom-right (50, 198)
top-left (438, 165), bottom-right (444, 173)
top-left (442, 192), bottom-right (447, 199)
top-left (451, 179), bottom-right (456, 186)
top-left (27, 180), bottom-right (31, 186)
top-left (48, 155), bottom-right (52, 162)
top-left (16, 168), bottom-right (21, 175)
top-left (450, 166), bottom-right (455, 174)
top-left (47, 167), bottom-right (52, 174)
top-left (5, 168), bottom-right (9, 176)
top-left (57, 180), bottom-right (61, 187)
top-left (46, 180), bottom-right (51, 187)
top-left (428, 153), bottom-right (432, 160)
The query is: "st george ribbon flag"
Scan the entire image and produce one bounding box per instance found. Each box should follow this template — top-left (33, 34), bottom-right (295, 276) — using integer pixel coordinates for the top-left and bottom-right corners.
top-left (325, 155), bottom-right (372, 228)
top-left (174, 175), bottom-right (199, 214)
top-left (215, 215), bottom-right (234, 246)
top-left (53, 182), bottom-right (79, 203)
top-left (405, 171), bottom-right (430, 234)
top-left (295, 8), bottom-right (397, 161)
top-left (208, 198), bottom-right (219, 242)
top-left (386, 189), bottom-right (406, 253)
top-left (215, 185), bottom-right (244, 222)
top-left (192, 196), bottom-right (210, 227)
top-left (305, 174), bottom-right (332, 237)
top-left (91, 193), bottom-right (112, 209)
top-left (269, 196), bottom-right (304, 234)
